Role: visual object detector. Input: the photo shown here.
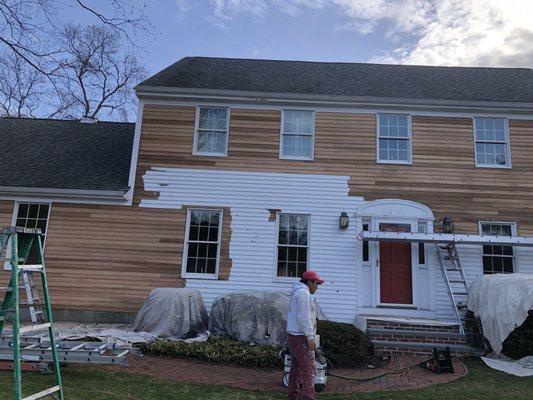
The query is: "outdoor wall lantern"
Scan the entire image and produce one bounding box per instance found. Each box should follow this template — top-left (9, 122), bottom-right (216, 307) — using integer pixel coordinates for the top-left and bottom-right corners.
top-left (441, 217), bottom-right (454, 234)
top-left (339, 212), bottom-right (349, 229)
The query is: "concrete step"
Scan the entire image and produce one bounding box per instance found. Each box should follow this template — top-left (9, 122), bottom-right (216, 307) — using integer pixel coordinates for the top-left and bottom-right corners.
top-left (365, 318), bottom-right (462, 334)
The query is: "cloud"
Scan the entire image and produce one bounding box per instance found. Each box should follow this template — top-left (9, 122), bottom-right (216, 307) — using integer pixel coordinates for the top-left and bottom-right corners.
top-left (199, 0), bottom-right (533, 67)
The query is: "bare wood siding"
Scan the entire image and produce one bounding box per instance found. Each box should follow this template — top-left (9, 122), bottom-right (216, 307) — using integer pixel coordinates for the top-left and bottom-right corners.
top-left (136, 106), bottom-right (533, 235)
top-left (0, 201), bottom-right (14, 286)
top-left (43, 204), bottom-right (185, 312)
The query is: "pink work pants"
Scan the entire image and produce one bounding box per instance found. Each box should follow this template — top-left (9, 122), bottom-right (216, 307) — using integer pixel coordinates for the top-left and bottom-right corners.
top-left (287, 334), bottom-right (315, 400)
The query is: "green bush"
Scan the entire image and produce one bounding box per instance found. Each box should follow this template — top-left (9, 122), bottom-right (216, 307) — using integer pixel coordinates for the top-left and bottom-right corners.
top-left (317, 320), bottom-right (374, 368)
top-left (502, 314), bottom-right (533, 359)
top-left (140, 336), bottom-right (282, 369)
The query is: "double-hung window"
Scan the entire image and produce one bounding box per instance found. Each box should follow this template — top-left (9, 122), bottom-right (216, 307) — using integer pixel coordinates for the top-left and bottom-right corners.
top-left (474, 117), bottom-right (510, 167)
top-left (4, 203), bottom-right (50, 269)
top-left (479, 222), bottom-right (515, 274)
top-left (277, 214), bottom-right (309, 277)
top-left (183, 209), bottom-right (222, 278)
top-left (377, 113), bottom-right (412, 163)
top-left (194, 107), bottom-right (229, 156)
top-left (281, 110), bottom-right (314, 160)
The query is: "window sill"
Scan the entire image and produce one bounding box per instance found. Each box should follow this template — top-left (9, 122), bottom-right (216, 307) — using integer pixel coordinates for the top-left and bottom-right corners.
top-left (192, 152), bottom-right (228, 158)
top-left (376, 160), bottom-right (412, 165)
top-left (474, 163), bottom-right (512, 169)
top-left (182, 274), bottom-right (219, 280)
top-left (280, 156), bottom-right (314, 161)
top-left (273, 277), bottom-right (300, 284)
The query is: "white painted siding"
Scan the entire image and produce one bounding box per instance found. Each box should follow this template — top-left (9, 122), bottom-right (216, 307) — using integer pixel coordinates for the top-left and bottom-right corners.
top-left (141, 168), bottom-right (363, 323)
top-left (139, 167), bottom-right (533, 325)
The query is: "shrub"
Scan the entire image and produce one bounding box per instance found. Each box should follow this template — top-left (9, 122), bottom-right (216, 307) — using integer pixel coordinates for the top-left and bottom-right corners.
top-left (317, 320), bottom-right (374, 368)
top-left (140, 336), bottom-right (282, 369)
top-left (502, 313), bottom-right (533, 359)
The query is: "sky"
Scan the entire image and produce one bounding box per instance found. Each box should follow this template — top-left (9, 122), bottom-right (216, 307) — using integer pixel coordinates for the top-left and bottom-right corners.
top-left (136, 0), bottom-right (533, 77)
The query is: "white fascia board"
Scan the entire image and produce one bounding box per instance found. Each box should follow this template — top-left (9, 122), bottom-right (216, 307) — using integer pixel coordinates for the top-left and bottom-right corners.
top-left (0, 186), bottom-right (129, 205)
top-left (136, 86), bottom-right (533, 115)
top-left (360, 231), bottom-right (533, 247)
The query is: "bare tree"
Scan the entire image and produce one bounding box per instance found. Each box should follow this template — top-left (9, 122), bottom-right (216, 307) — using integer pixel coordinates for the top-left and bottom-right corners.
top-left (0, 51), bottom-right (44, 117)
top-left (56, 24), bottom-right (146, 121)
top-left (0, 1), bottom-right (151, 120)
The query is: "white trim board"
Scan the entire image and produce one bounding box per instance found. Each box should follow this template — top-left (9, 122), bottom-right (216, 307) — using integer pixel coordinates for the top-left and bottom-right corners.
top-left (137, 98), bottom-right (533, 120)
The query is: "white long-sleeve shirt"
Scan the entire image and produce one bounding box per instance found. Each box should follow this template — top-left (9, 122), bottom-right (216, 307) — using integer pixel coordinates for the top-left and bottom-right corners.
top-left (286, 282), bottom-right (317, 339)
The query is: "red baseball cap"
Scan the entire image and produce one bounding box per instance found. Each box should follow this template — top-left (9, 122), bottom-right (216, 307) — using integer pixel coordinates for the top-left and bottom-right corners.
top-left (302, 270), bottom-right (324, 284)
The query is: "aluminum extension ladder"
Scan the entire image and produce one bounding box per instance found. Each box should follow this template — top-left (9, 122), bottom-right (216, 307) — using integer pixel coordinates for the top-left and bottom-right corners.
top-left (435, 242), bottom-right (470, 335)
top-left (0, 226), bottom-right (64, 400)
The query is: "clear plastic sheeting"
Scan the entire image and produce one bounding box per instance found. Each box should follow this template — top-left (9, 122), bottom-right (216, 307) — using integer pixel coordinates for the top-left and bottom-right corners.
top-left (467, 274), bottom-right (533, 354)
top-left (133, 288), bottom-right (208, 340)
top-left (209, 291), bottom-right (327, 346)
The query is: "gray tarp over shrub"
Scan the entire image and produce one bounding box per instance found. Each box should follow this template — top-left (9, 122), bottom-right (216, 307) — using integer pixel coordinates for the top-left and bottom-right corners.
top-left (133, 288), bottom-right (208, 339)
top-left (209, 291), bottom-right (327, 346)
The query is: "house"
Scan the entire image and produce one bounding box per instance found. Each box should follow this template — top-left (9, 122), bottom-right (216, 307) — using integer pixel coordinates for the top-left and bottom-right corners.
top-left (2, 57), bottom-right (533, 354)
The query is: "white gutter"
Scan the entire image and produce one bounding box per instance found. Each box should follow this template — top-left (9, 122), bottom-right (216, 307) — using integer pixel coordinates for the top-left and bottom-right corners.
top-left (0, 186), bottom-right (129, 205)
top-left (136, 86), bottom-right (533, 114)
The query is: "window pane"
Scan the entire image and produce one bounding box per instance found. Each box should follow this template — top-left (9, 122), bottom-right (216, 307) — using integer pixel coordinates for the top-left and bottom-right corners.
top-left (379, 114), bottom-right (409, 138)
top-left (282, 134), bottom-right (312, 158)
top-left (27, 205), bottom-right (39, 219)
top-left (284, 110), bottom-right (313, 134)
top-left (38, 205), bottom-right (49, 219)
top-left (277, 214), bottom-right (309, 277)
top-left (17, 204), bottom-right (29, 220)
top-left (206, 258), bottom-right (217, 274)
top-left (379, 138), bottom-right (409, 162)
top-left (199, 107), bottom-right (227, 130)
top-left (418, 243), bottom-right (425, 265)
top-left (197, 131), bottom-right (227, 154)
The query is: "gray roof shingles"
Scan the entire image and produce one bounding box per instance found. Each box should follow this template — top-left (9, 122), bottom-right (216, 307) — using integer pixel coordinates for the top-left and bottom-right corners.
top-left (139, 57), bottom-right (533, 104)
top-left (0, 118), bottom-right (134, 191)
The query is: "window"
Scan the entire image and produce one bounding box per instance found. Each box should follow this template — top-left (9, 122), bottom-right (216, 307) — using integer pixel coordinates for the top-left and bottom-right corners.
top-left (183, 209), bottom-right (222, 277)
top-left (362, 222), bottom-right (370, 263)
top-left (15, 203), bottom-right (50, 265)
top-left (377, 113), bottom-right (411, 163)
top-left (277, 214), bottom-right (309, 277)
top-left (281, 110), bottom-right (314, 160)
top-left (480, 222), bottom-right (515, 274)
top-left (194, 107), bottom-right (229, 156)
top-left (474, 117), bottom-right (510, 167)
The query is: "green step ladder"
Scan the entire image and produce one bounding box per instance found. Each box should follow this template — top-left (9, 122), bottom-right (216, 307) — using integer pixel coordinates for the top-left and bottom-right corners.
top-left (0, 226), bottom-right (64, 400)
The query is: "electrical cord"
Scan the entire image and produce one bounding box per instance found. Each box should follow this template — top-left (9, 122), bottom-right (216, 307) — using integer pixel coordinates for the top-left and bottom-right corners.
top-left (323, 356), bottom-right (412, 381)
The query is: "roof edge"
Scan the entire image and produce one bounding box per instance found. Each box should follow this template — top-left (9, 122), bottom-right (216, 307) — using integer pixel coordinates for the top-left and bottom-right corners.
top-left (136, 86), bottom-right (533, 114)
top-left (0, 186), bottom-right (130, 205)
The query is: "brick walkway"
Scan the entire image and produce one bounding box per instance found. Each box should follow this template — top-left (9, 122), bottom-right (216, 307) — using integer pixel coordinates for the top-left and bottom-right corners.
top-left (101, 355), bottom-right (468, 395)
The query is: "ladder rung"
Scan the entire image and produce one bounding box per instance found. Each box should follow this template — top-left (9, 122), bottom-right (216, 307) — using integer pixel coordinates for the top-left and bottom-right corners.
top-left (19, 265), bottom-right (43, 273)
top-left (449, 279), bottom-right (466, 283)
top-left (453, 292), bottom-right (469, 296)
top-left (22, 385), bottom-right (61, 400)
top-left (19, 323), bottom-right (51, 334)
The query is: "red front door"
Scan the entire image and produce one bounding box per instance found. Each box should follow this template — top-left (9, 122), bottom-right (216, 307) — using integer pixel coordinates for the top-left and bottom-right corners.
top-left (379, 224), bottom-right (413, 304)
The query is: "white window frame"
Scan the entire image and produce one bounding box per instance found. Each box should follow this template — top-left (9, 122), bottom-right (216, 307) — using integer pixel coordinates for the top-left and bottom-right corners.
top-left (376, 113), bottom-right (412, 165)
top-left (279, 109), bottom-right (315, 161)
top-left (473, 117), bottom-right (512, 169)
top-left (3, 201), bottom-right (52, 270)
top-left (181, 208), bottom-right (223, 280)
top-left (274, 213), bottom-right (311, 280)
top-left (478, 221), bottom-right (517, 274)
top-left (193, 106), bottom-right (230, 157)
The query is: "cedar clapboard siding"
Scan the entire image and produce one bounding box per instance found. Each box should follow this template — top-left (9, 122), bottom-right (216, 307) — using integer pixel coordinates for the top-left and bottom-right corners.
top-left (137, 105), bottom-right (533, 235)
top-left (0, 201), bottom-right (14, 287)
top-left (42, 204), bottom-right (185, 312)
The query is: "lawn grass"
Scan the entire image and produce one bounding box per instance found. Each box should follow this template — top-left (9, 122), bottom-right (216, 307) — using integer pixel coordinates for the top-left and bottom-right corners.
top-left (0, 357), bottom-right (531, 400)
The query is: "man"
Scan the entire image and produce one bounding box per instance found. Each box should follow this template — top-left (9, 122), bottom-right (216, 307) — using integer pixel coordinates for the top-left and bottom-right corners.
top-left (286, 270), bottom-right (324, 400)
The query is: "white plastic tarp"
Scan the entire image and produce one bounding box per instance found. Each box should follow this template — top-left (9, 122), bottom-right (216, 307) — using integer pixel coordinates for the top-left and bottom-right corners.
top-left (467, 274), bottom-right (533, 354)
top-left (481, 353), bottom-right (533, 377)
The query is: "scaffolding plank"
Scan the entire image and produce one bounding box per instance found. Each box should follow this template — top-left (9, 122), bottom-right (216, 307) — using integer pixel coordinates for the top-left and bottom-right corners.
top-left (360, 231), bottom-right (533, 246)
